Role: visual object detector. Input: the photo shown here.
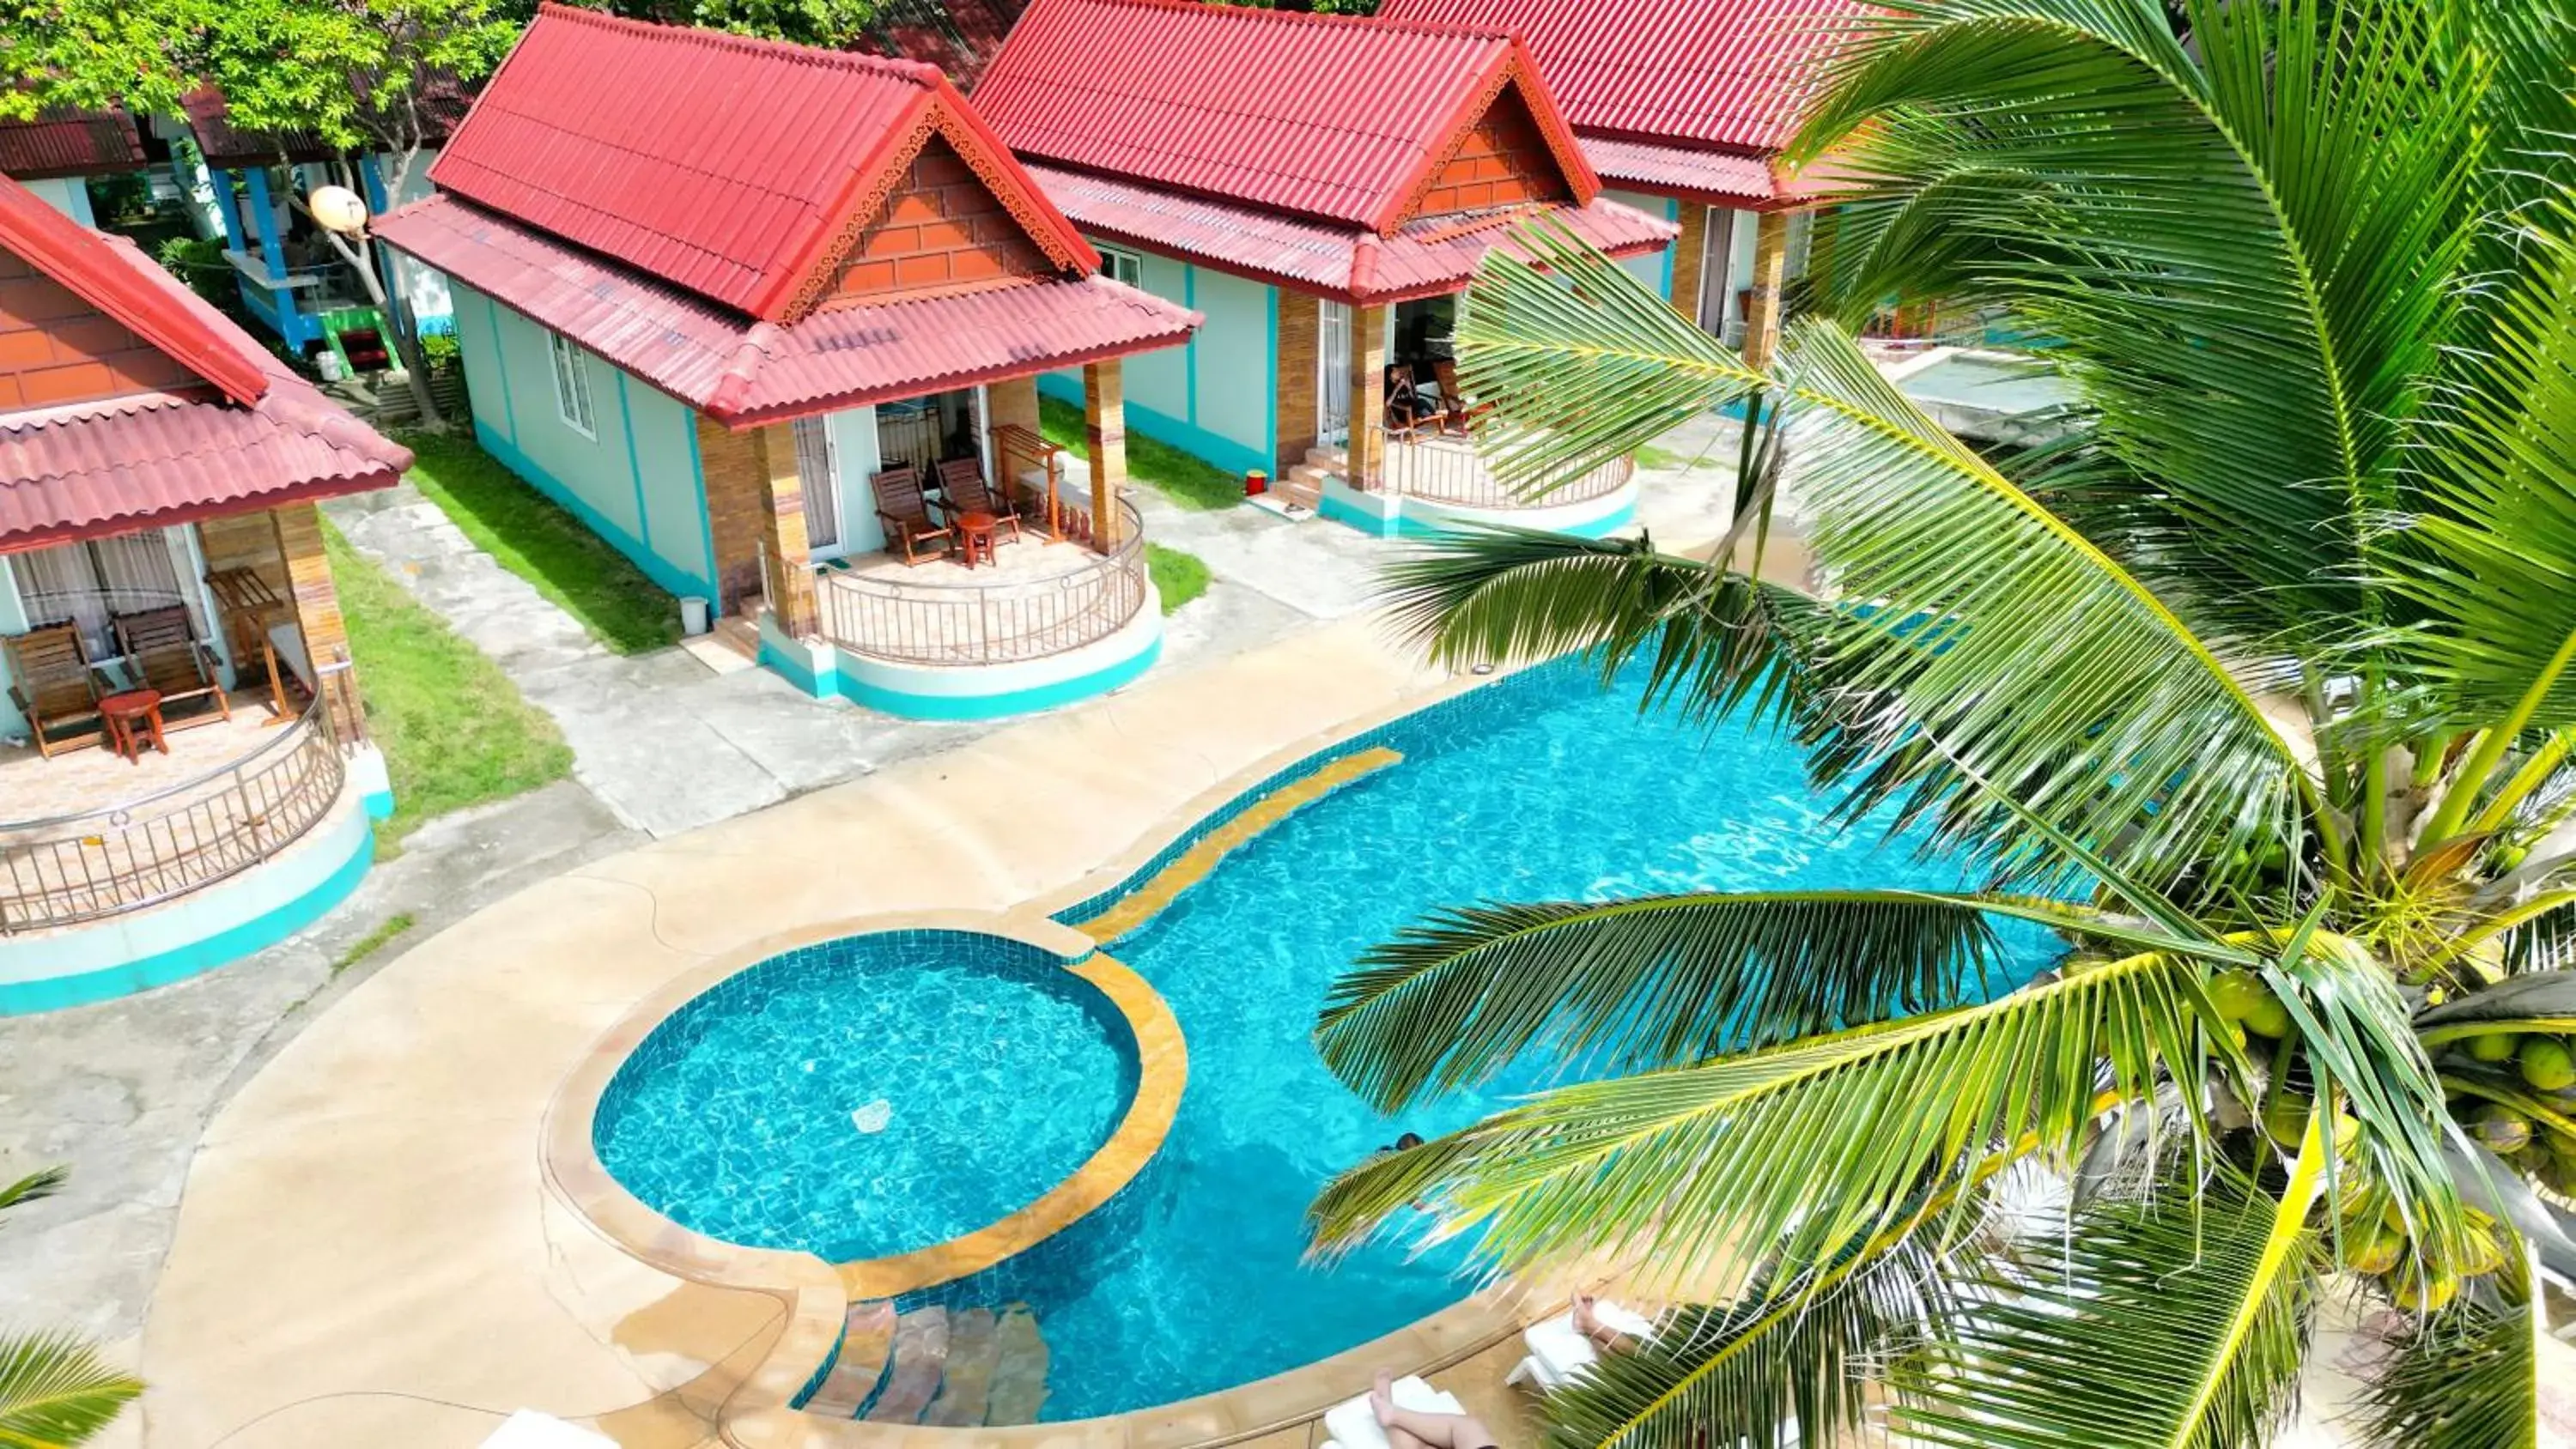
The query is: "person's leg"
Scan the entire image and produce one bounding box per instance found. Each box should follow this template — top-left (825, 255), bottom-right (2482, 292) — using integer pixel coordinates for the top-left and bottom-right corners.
top-left (1571, 1294), bottom-right (1637, 1355)
top-left (1370, 1373), bottom-right (1501, 1449)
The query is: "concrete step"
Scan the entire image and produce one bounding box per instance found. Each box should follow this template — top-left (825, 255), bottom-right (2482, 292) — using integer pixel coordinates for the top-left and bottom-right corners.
top-left (1305, 446), bottom-right (1348, 470)
top-left (986, 1304), bottom-right (1053, 1426)
top-left (1281, 481), bottom-right (1323, 510)
top-left (865, 1307), bottom-right (950, 1423)
top-left (804, 1300), bottom-right (897, 1418)
top-left (1286, 464), bottom-right (1336, 486)
top-left (922, 1307), bottom-right (1000, 1427)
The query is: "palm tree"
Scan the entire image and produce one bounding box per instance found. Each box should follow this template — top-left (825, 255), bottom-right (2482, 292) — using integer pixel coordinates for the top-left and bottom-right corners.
top-left (1, 1167), bottom-right (142, 1449)
top-left (1305, 3), bottom-right (2576, 1446)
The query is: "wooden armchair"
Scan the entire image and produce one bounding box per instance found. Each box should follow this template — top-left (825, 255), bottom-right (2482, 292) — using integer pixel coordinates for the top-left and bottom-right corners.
top-left (870, 466), bottom-right (952, 565)
top-left (1431, 360), bottom-right (1495, 436)
top-left (1384, 365), bottom-right (1440, 440)
top-left (4, 622), bottom-right (105, 757)
top-left (936, 458), bottom-right (1024, 544)
top-left (112, 605), bottom-right (231, 727)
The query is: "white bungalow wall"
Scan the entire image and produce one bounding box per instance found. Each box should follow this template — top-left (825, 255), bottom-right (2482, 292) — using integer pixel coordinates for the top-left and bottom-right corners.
top-left (1044, 248), bottom-right (1278, 482)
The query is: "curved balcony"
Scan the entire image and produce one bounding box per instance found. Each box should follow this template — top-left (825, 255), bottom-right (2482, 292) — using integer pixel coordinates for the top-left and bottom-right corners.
top-left (813, 500), bottom-right (1151, 668)
top-left (1380, 432), bottom-right (1635, 510)
top-left (1, 697), bottom-right (347, 933)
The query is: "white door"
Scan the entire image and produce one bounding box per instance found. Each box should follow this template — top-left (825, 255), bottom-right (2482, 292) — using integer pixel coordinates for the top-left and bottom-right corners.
top-left (791, 415), bottom-right (845, 560)
top-left (1317, 299), bottom-right (1352, 447)
top-left (1697, 207), bottom-right (1735, 336)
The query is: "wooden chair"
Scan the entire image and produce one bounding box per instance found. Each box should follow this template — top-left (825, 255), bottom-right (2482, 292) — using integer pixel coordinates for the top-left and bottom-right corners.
top-left (870, 466), bottom-right (952, 565)
top-left (3, 622), bottom-right (105, 757)
top-left (112, 605), bottom-right (231, 728)
top-left (1385, 365), bottom-right (1440, 440)
top-left (936, 458), bottom-right (1024, 544)
top-left (1432, 360), bottom-right (1495, 436)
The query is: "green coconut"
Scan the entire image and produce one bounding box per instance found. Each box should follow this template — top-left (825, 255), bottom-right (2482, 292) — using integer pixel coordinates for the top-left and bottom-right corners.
top-left (2392, 1271), bottom-right (2460, 1313)
top-left (2263, 1094), bottom-right (2312, 1148)
top-left (2346, 1230), bottom-right (2404, 1274)
top-left (2464, 1031), bottom-right (2520, 1064)
top-left (2210, 969), bottom-right (2269, 1022)
top-left (2519, 1037), bottom-right (2576, 1093)
top-left (2243, 992), bottom-right (2294, 1040)
top-left (2474, 1103), bottom-right (2533, 1155)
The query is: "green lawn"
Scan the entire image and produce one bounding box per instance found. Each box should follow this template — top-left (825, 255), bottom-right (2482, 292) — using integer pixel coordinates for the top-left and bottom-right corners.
top-left (1146, 543), bottom-right (1211, 614)
top-left (331, 523), bottom-right (574, 853)
top-left (398, 432), bottom-right (682, 653)
top-left (1040, 396), bottom-right (1246, 511)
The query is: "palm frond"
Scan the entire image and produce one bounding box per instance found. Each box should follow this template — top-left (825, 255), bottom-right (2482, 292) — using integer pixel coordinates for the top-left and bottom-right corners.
top-left (1315, 889), bottom-right (2016, 1113)
top-left (2415, 972), bottom-right (2576, 1043)
top-left (1309, 947), bottom-right (2230, 1288)
top-left (0, 1331), bottom-right (140, 1449)
top-left (1891, 1134), bottom-right (2331, 1449)
top-left (1376, 528), bottom-right (1826, 730)
top-left (0, 1167), bottom-right (66, 1216)
top-left (2351, 1241), bottom-right (2543, 1449)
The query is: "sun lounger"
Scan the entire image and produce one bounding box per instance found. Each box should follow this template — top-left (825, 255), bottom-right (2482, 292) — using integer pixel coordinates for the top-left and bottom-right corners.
top-left (1320, 1375), bottom-right (1463, 1449)
top-left (1504, 1299), bottom-right (1657, 1391)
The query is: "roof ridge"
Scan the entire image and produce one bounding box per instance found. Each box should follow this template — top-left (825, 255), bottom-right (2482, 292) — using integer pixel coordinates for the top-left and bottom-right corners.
top-left (529, 3), bottom-right (945, 84)
top-left (1032, 0), bottom-right (1516, 46)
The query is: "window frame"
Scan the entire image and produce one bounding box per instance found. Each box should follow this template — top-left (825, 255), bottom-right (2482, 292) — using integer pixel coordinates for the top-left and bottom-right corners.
top-left (1097, 246), bottom-right (1144, 288)
top-left (547, 328), bottom-right (597, 440)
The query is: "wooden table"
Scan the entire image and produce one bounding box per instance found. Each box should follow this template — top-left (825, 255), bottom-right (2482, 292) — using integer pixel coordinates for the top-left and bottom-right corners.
top-left (100, 688), bottom-right (167, 763)
top-left (955, 510), bottom-right (999, 569)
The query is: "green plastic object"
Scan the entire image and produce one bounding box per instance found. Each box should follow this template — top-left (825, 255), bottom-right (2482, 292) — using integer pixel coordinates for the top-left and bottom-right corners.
top-left (319, 305), bottom-right (390, 373)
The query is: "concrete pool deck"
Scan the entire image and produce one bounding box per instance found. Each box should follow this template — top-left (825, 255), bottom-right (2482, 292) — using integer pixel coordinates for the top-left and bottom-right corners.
top-left (132, 614), bottom-right (1476, 1448)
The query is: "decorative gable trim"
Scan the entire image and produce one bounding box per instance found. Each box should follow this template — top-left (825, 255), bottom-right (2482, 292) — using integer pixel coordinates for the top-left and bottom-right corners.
top-left (1379, 48), bottom-right (1600, 235)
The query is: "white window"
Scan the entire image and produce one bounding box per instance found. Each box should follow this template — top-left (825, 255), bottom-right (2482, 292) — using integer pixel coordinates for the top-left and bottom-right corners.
top-left (1098, 246), bottom-right (1142, 288)
top-left (547, 329), bottom-right (596, 439)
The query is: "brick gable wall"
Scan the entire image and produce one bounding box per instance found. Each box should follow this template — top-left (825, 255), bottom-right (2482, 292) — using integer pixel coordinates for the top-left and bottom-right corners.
top-left (0, 248), bottom-right (198, 413)
top-left (1409, 87), bottom-right (1571, 221)
top-left (819, 136), bottom-right (1054, 306)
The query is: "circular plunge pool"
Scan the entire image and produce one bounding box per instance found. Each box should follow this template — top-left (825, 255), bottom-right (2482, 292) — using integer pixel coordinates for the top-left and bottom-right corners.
top-left (592, 929), bottom-right (1134, 1264)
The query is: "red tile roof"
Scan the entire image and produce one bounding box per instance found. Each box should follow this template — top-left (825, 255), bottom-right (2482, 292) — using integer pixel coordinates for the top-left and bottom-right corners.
top-left (432, 3), bottom-right (1094, 322)
top-left (179, 88), bottom-right (341, 167)
top-left (1379, 0), bottom-right (1867, 179)
top-left (1582, 136), bottom-right (1777, 206)
top-left (1024, 161), bottom-right (1673, 305)
top-left (0, 176), bottom-right (408, 553)
top-left (375, 194), bottom-right (1197, 427)
top-left (0, 101), bottom-right (147, 181)
top-left (974, 0), bottom-right (1598, 233)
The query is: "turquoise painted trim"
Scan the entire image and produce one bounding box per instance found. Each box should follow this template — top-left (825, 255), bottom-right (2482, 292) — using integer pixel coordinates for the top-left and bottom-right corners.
top-left (210, 167), bottom-right (247, 249)
top-left (242, 168), bottom-right (285, 282)
top-left (1262, 287), bottom-right (1279, 470)
top-left (358, 155), bottom-right (390, 214)
top-left (614, 371), bottom-right (653, 554)
top-left (483, 295), bottom-right (520, 444)
top-left (363, 789), bottom-right (396, 821)
top-left (683, 409), bottom-right (718, 593)
top-left (1182, 265), bottom-right (1199, 428)
top-left (834, 638), bottom-right (1163, 721)
top-left (1317, 488), bottom-right (1398, 537)
top-left (758, 635), bottom-right (830, 698)
top-left (0, 822), bottom-right (374, 1016)
top-left (475, 421), bottom-right (714, 601)
top-left (1125, 397), bottom-right (1267, 481)
top-left (1038, 372), bottom-right (1080, 406)
top-left (1659, 197), bottom-right (1680, 301)
top-left (1317, 490), bottom-right (1637, 541)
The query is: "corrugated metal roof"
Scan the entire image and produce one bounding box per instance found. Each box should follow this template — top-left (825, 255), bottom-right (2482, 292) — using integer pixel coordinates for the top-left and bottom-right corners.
top-left (975, 0), bottom-right (1595, 234)
top-left (0, 101), bottom-right (146, 181)
top-left (0, 175), bottom-right (409, 551)
top-left (1024, 161), bottom-right (1672, 305)
top-left (1583, 136), bottom-right (1775, 205)
top-left (375, 194), bottom-right (1197, 427)
top-left (433, 4), bottom-right (1093, 323)
top-left (1380, 0), bottom-right (1866, 160)
top-left (180, 87), bottom-right (341, 167)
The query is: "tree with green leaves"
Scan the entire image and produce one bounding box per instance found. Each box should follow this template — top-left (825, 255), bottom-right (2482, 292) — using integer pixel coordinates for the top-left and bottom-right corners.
top-left (1309, 3), bottom-right (2576, 1445)
top-left (0, 1167), bottom-right (140, 1448)
top-left (0, 0), bottom-right (522, 426)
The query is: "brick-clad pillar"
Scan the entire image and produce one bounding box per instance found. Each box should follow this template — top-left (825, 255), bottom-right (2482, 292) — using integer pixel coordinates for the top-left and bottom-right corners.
top-left (1273, 294), bottom-right (1319, 475)
top-left (987, 374), bottom-right (1040, 444)
top-left (1741, 209), bottom-right (1790, 371)
top-left (1083, 359), bottom-right (1127, 552)
top-left (755, 422), bottom-right (819, 639)
top-left (269, 501), bottom-right (363, 738)
top-left (1348, 303), bottom-right (1388, 489)
top-left (696, 415), bottom-right (770, 615)
top-left (1670, 203), bottom-right (1710, 329)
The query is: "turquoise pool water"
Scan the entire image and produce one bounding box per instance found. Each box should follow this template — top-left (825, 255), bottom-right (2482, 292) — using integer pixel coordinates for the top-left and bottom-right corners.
top-left (899, 662), bottom-right (2059, 1421)
top-left (594, 930), bottom-right (1132, 1264)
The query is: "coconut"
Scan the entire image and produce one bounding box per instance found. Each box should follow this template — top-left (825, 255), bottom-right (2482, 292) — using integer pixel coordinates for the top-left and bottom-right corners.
top-left (2391, 1272), bottom-right (2459, 1313)
top-left (2519, 1037), bottom-right (2576, 1093)
top-left (2346, 1230), bottom-right (2403, 1274)
top-left (2210, 969), bottom-right (2269, 1022)
top-left (2474, 1102), bottom-right (2533, 1154)
top-left (2263, 1094), bottom-right (2312, 1148)
top-left (2464, 1032), bottom-right (2519, 1064)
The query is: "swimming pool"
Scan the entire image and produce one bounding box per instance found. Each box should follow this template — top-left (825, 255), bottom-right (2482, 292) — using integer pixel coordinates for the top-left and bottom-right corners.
top-left (593, 930), bottom-right (1133, 1264)
top-left (897, 661), bottom-right (2060, 1421)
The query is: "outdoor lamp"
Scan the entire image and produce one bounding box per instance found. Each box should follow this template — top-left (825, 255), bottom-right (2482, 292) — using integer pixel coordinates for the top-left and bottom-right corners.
top-left (307, 185), bottom-right (370, 236)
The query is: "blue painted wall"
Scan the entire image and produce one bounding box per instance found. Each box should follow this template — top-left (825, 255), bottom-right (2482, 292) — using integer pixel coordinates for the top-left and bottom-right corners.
top-left (1603, 189), bottom-right (1681, 300)
top-left (1048, 247), bottom-right (1274, 482)
top-left (453, 282), bottom-right (717, 602)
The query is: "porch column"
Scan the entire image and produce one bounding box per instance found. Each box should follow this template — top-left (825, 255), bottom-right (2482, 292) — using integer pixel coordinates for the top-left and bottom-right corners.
top-left (755, 422), bottom-right (820, 638)
top-left (1669, 203), bottom-right (1711, 327)
top-left (270, 501), bottom-right (364, 739)
top-left (1741, 209), bottom-right (1791, 372)
top-left (1083, 359), bottom-right (1127, 551)
top-left (988, 374), bottom-right (1041, 442)
top-left (1348, 303), bottom-right (1388, 489)
top-left (1274, 294), bottom-right (1319, 474)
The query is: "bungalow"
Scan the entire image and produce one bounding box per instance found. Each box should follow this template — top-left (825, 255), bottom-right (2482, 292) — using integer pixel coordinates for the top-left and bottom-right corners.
top-left (0, 172), bottom-right (407, 1012)
top-left (0, 99), bottom-right (149, 227)
top-left (1380, 0), bottom-right (1865, 366)
top-left (373, 5), bottom-right (1200, 719)
top-left (972, 0), bottom-right (1676, 539)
